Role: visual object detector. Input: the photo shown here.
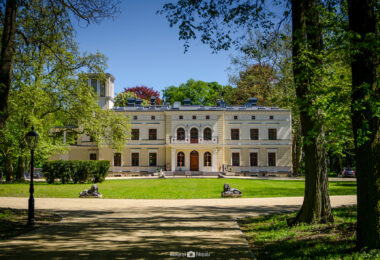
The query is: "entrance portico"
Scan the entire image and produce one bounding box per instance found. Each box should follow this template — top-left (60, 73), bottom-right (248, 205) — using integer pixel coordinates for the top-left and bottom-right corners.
top-left (170, 146), bottom-right (219, 173)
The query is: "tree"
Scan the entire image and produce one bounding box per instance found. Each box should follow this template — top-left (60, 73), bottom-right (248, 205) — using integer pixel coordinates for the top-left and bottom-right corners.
top-left (0, 0), bottom-right (120, 131)
top-left (124, 86), bottom-right (162, 105)
top-left (162, 79), bottom-right (234, 106)
top-left (347, 0), bottom-right (379, 249)
top-left (114, 91), bottom-right (150, 107)
top-left (160, 0), bottom-right (334, 224)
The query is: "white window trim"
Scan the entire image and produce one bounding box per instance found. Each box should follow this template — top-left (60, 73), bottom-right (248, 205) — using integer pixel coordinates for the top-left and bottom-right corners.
top-left (267, 150), bottom-right (277, 167)
top-left (249, 150), bottom-right (259, 167)
top-left (231, 151), bottom-right (241, 166)
top-left (113, 152), bottom-right (122, 167)
top-left (131, 150), bottom-right (140, 167)
top-left (148, 152), bottom-right (158, 167)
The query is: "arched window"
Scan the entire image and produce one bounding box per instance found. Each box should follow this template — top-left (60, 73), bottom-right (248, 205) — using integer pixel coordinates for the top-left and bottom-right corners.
top-left (203, 128), bottom-right (212, 141)
top-left (190, 128), bottom-right (198, 143)
top-left (204, 152), bottom-right (212, 167)
top-left (177, 152), bottom-right (185, 167)
top-left (177, 128), bottom-right (185, 140)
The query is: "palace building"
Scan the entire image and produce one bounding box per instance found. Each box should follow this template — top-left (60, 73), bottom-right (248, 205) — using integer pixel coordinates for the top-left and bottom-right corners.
top-left (54, 74), bottom-right (292, 177)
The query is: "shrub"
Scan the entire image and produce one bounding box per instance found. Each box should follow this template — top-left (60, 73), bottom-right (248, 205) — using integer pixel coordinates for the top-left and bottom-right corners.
top-left (42, 160), bottom-right (110, 184)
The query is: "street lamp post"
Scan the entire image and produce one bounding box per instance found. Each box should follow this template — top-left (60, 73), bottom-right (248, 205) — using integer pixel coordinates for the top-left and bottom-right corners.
top-left (26, 126), bottom-right (39, 226)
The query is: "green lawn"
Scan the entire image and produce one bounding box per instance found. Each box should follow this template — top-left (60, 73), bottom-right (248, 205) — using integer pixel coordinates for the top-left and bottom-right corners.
top-left (238, 206), bottom-right (380, 259)
top-left (0, 179), bottom-right (356, 199)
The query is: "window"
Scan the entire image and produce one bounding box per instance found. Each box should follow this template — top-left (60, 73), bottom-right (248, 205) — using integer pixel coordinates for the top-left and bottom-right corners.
top-left (234, 115), bottom-right (238, 120)
top-left (250, 129), bottom-right (259, 140)
top-left (269, 115), bottom-right (274, 120)
top-left (268, 152), bottom-right (276, 166)
top-left (131, 153), bottom-right (139, 166)
top-left (232, 153), bottom-right (240, 166)
top-left (192, 115), bottom-right (197, 120)
top-left (179, 115), bottom-right (183, 120)
top-left (231, 129), bottom-right (240, 140)
top-left (149, 129), bottom-right (157, 140)
top-left (149, 153), bottom-right (157, 167)
top-left (91, 79), bottom-right (97, 93)
top-left (133, 115), bottom-right (138, 120)
top-left (131, 129), bottom-right (139, 140)
top-left (177, 152), bottom-right (185, 167)
top-left (203, 128), bottom-right (212, 141)
top-left (251, 115), bottom-right (256, 120)
top-left (250, 153), bottom-right (258, 166)
top-left (206, 115), bottom-right (210, 120)
top-left (114, 153), bottom-right (121, 166)
top-left (90, 153), bottom-right (97, 160)
top-left (151, 115), bottom-right (155, 120)
top-left (204, 152), bottom-right (212, 166)
top-left (190, 128), bottom-right (198, 143)
top-left (100, 81), bottom-right (105, 97)
top-left (177, 128), bottom-right (185, 140)
top-left (268, 129), bottom-right (277, 140)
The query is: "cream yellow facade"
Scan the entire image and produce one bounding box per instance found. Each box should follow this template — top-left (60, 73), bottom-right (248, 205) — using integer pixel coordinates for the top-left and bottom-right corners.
top-left (55, 76), bottom-right (292, 177)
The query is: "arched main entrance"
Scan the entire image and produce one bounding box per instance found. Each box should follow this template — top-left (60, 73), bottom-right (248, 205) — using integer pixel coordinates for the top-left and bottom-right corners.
top-left (190, 151), bottom-right (199, 171)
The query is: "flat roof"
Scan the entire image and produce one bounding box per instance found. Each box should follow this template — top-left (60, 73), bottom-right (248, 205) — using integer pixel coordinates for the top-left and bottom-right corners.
top-left (113, 105), bottom-right (290, 112)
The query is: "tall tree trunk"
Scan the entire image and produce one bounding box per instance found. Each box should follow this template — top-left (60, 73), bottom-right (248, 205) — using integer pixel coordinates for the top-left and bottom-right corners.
top-left (15, 155), bottom-right (25, 181)
top-left (289, 0), bottom-right (333, 225)
top-left (0, 0), bottom-right (17, 131)
top-left (4, 153), bottom-right (13, 182)
top-left (348, 0), bottom-right (379, 250)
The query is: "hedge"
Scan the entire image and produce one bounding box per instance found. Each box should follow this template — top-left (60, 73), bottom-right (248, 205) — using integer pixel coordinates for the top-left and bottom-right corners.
top-left (42, 160), bottom-right (110, 184)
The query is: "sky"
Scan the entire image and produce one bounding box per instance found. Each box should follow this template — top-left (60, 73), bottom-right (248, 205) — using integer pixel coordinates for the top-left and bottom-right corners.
top-left (74, 0), bottom-right (239, 96)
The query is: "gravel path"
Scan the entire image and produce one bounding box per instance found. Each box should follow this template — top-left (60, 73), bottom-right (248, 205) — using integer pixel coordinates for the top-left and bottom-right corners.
top-left (0, 196), bottom-right (356, 259)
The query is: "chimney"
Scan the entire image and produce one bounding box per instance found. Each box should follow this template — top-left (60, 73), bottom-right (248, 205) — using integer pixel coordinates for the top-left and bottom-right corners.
top-left (135, 99), bottom-right (143, 106)
top-left (127, 98), bottom-right (135, 107)
top-left (151, 96), bottom-right (156, 106)
top-left (183, 98), bottom-right (191, 106)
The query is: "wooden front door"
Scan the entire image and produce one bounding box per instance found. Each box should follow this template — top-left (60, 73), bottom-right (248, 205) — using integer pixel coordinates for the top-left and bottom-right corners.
top-left (190, 151), bottom-right (199, 171)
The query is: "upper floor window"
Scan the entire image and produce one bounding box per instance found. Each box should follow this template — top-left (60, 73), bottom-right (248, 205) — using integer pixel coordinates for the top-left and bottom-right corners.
top-left (268, 152), bottom-right (276, 166)
top-left (232, 152), bottom-right (240, 166)
top-left (114, 153), bottom-right (121, 167)
top-left (206, 115), bottom-right (210, 120)
top-left (251, 115), bottom-right (256, 120)
top-left (231, 129), bottom-right (240, 140)
top-left (268, 129), bottom-right (277, 140)
top-left (204, 152), bottom-right (212, 167)
top-left (133, 115), bottom-right (138, 120)
top-left (131, 153), bottom-right (139, 166)
top-left (100, 81), bottom-right (105, 97)
top-left (91, 79), bottom-right (97, 93)
top-left (203, 128), bottom-right (212, 141)
top-left (250, 129), bottom-right (259, 140)
top-left (177, 152), bottom-right (185, 167)
top-left (90, 153), bottom-right (97, 160)
top-left (151, 115), bottom-right (155, 120)
top-left (250, 153), bottom-right (258, 166)
top-left (179, 115), bottom-right (183, 120)
top-left (131, 129), bottom-right (139, 140)
top-left (177, 128), bottom-right (185, 140)
top-left (149, 129), bottom-right (157, 140)
top-left (192, 115), bottom-right (197, 120)
top-left (149, 153), bottom-right (157, 167)
top-left (269, 115), bottom-right (274, 120)
top-left (234, 115), bottom-right (238, 120)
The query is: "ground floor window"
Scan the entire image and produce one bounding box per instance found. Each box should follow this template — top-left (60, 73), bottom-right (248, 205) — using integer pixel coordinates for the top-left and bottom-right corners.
top-left (204, 152), bottom-right (212, 166)
top-left (268, 152), bottom-right (276, 166)
top-left (250, 152), bottom-right (258, 166)
top-left (131, 153), bottom-right (139, 166)
top-left (90, 153), bottom-right (97, 160)
top-left (232, 153), bottom-right (240, 166)
top-left (177, 152), bottom-right (185, 167)
top-left (149, 153), bottom-right (157, 166)
top-left (114, 153), bottom-right (121, 166)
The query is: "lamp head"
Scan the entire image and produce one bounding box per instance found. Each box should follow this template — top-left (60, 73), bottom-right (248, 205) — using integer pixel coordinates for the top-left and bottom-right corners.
top-left (26, 126), bottom-right (39, 149)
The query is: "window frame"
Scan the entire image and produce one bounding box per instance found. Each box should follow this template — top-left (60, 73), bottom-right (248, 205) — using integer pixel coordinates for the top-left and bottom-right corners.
top-left (204, 152), bottom-right (212, 167)
top-left (177, 152), bottom-right (185, 167)
top-left (231, 128), bottom-right (240, 140)
top-left (250, 128), bottom-right (259, 140)
top-left (268, 128), bottom-right (277, 140)
top-left (89, 153), bottom-right (97, 160)
top-left (113, 153), bottom-right (122, 167)
top-left (149, 152), bottom-right (157, 167)
top-left (203, 128), bottom-right (212, 141)
top-left (131, 129), bottom-right (139, 140)
top-left (232, 152), bottom-right (240, 166)
top-left (177, 127), bottom-right (185, 140)
top-left (268, 152), bottom-right (276, 166)
top-left (149, 128), bottom-right (157, 140)
top-left (131, 153), bottom-right (139, 166)
top-left (250, 152), bottom-right (258, 166)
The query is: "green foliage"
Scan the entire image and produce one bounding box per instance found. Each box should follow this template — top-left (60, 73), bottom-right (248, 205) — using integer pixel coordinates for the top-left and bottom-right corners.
top-left (42, 160), bottom-right (110, 184)
top-left (114, 92), bottom-right (149, 107)
top-left (162, 79), bottom-right (235, 105)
